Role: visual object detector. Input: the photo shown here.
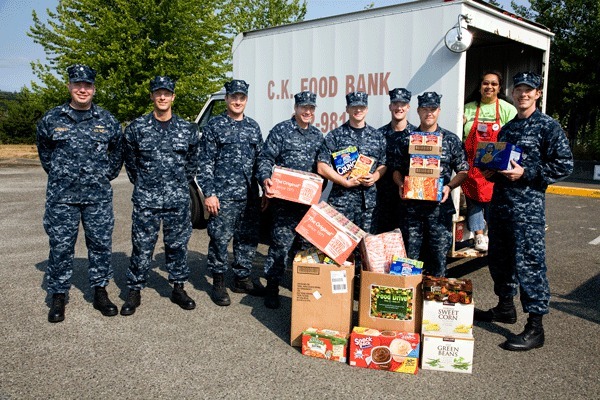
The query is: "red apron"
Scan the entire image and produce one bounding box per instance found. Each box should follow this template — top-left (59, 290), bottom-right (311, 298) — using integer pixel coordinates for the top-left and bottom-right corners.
top-left (461, 100), bottom-right (501, 202)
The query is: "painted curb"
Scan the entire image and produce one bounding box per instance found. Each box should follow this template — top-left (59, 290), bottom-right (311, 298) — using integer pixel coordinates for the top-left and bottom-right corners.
top-left (547, 185), bottom-right (600, 198)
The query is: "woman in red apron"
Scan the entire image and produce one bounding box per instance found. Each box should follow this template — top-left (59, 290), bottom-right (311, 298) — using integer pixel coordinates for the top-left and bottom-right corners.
top-left (462, 71), bottom-right (517, 252)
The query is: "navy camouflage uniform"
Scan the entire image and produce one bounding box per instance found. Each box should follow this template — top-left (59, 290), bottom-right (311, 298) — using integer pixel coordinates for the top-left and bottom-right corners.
top-left (37, 87), bottom-right (123, 295)
top-left (317, 95), bottom-right (386, 234)
top-left (392, 93), bottom-right (468, 277)
top-left (487, 109), bottom-right (573, 315)
top-left (198, 104), bottom-right (263, 279)
top-left (123, 81), bottom-right (199, 289)
top-left (257, 92), bottom-right (324, 280)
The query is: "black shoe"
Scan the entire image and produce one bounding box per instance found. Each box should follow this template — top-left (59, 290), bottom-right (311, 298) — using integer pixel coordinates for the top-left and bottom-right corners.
top-left (93, 286), bottom-right (118, 317)
top-left (231, 276), bottom-right (266, 296)
top-left (474, 298), bottom-right (517, 324)
top-left (211, 273), bottom-right (231, 306)
top-left (48, 293), bottom-right (66, 323)
top-left (503, 314), bottom-right (545, 351)
top-left (264, 277), bottom-right (280, 309)
top-left (120, 289), bottom-right (141, 316)
top-left (171, 283), bottom-right (196, 310)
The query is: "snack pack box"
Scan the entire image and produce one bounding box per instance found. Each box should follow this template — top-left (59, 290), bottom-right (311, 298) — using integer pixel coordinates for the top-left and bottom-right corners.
top-left (409, 154), bottom-right (441, 177)
top-left (332, 146), bottom-right (359, 177)
top-left (421, 335), bottom-right (474, 374)
top-left (422, 301), bottom-right (474, 338)
top-left (347, 154), bottom-right (375, 180)
top-left (474, 141), bottom-right (522, 170)
top-left (349, 327), bottom-right (420, 374)
top-left (402, 176), bottom-right (444, 201)
top-left (295, 202), bottom-right (367, 265)
top-left (301, 328), bottom-right (349, 363)
top-left (408, 131), bottom-right (442, 155)
top-left (389, 257), bottom-right (423, 276)
top-left (269, 166), bottom-right (323, 205)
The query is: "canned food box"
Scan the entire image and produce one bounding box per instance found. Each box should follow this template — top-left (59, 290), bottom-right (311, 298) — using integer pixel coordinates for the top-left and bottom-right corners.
top-left (421, 335), bottom-right (474, 374)
top-left (408, 132), bottom-right (442, 155)
top-left (422, 300), bottom-right (474, 338)
top-left (301, 328), bottom-right (349, 363)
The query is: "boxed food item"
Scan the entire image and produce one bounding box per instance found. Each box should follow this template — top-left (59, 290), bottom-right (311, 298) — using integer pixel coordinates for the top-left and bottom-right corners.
top-left (422, 300), bottom-right (474, 338)
top-left (295, 202), bottom-right (367, 265)
top-left (402, 176), bottom-right (444, 201)
top-left (408, 131), bottom-right (443, 155)
top-left (332, 145), bottom-right (359, 177)
top-left (360, 229), bottom-right (407, 274)
top-left (290, 259), bottom-right (354, 346)
top-left (421, 335), bottom-right (474, 374)
top-left (347, 154), bottom-right (375, 180)
top-left (349, 327), bottom-right (420, 374)
top-left (389, 257), bottom-right (423, 276)
top-left (409, 154), bottom-right (441, 178)
top-left (268, 166), bottom-right (323, 205)
top-left (422, 276), bottom-right (473, 304)
top-left (301, 328), bottom-right (349, 363)
top-left (474, 141), bottom-right (522, 170)
top-left (358, 269), bottom-right (422, 333)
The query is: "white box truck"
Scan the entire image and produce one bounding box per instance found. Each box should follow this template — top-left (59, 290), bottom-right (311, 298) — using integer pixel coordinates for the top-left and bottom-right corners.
top-left (191, 0), bottom-right (553, 256)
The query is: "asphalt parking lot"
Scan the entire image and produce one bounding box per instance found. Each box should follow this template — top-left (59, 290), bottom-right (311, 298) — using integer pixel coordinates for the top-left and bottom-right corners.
top-left (1, 161), bottom-right (598, 399)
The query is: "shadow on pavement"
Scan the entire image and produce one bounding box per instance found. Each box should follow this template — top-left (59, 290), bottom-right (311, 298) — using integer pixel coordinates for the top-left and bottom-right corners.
top-left (551, 273), bottom-right (600, 325)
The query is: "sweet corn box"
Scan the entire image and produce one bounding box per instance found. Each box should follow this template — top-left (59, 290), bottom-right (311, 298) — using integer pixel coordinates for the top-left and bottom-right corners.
top-left (409, 154), bottom-right (441, 178)
top-left (474, 141), bottom-right (522, 170)
top-left (269, 166), bottom-right (323, 205)
top-left (402, 176), bottom-right (444, 201)
top-left (408, 132), bottom-right (442, 155)
top-left (421, 335), bottom-right (474, 374)
top-left (301, 328), bottom-right (349, 363)
top-left (421, 300), bottom-right (474, 338)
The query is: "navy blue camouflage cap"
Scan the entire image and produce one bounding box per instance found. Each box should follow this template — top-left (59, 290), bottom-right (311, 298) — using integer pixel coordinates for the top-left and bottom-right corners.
top-left (150, 76), bottom-right (175, 93)
top-left (389, 88), bottom-right (412, 103)
top-left (67, 64), bottom-right (96, 83)
top-left (294, 91), bottom-right (317, 107)
top-left (225, 79), bottom-right (249, 95)
top-left (513, 71), bottom-right (541, 89)
top-left (418, 92), bottom-right (442, 108)
top-left (346, 91), bottom-right (368, 107)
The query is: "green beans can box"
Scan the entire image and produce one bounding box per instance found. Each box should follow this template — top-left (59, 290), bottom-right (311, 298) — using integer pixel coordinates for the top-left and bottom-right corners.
top-left (421, 335), bottom-right (474, 374)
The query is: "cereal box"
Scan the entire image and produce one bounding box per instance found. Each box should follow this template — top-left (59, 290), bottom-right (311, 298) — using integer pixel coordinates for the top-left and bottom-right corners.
top-left (347, 154), bottom-right (375, 180)
top-left (269, 166), bottom-right (323, 205)
top-left (422, 300), bottom-right (474, 338)
top-left (332, 146), bottom-right (359, 177)
top-left (408, 131), bottom-right (442, 155)
top-left (349, 327), bottom-right (420, 374)
top-left (402, 176), bottom-right (444, 201)
top-left (474, 141), bottom-right (522, 170)
top-left (409, 154), bottom-right (441, 177)
top-left (421, 335), bottom-right (474, 374)
top-left (295, 202), bottom-right (367, 265)
top-left (301, 328), bottom-right (349, 363)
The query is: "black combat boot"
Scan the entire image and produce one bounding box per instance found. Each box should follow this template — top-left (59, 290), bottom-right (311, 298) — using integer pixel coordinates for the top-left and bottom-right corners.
top-left (48, 293), bottom-right (66, 323)
top-left (232, 275), bottom-right (266, 296)
top-left (474, 296), bottom-right (517, 324)
top-left (120, 289), bottom-right (141, 316)
top-left (93, 286), bottom-right (118, 317)
top-left (171, 283), bottom-right (196, 310)
top-left (264, 277), bottom-right (280, 309)
top-left (503, 313), bottom-right (545, 351)
top-left (211, 273), bottom-right (231, 306)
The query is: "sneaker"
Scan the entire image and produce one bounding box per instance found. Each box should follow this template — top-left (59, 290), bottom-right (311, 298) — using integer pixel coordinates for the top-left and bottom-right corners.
top-left (474, 234), bottom-right (488, 252)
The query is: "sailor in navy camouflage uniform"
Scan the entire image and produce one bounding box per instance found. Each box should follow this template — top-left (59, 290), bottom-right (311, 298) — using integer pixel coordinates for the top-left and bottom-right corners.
top-left (477, 72), bottom-right (573, 351)
top-left (198, 79), bottom-right (264, 306)
top-left (392, 92), bottom-right (469, 277)
top-left (257, 91), bottom-right (324, 309)
top-left (317, 92), bottom-right (387, 234)
top-left (375, 88), bottom-right (417, 233)
top-left (120, 76), bottom-right (199, 316)
top-left (36, 64), bottom-right (123, 323)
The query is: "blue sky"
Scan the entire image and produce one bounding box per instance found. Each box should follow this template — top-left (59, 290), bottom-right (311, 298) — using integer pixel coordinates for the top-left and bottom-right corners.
top-left (0, 0), bottom-right (521, 92)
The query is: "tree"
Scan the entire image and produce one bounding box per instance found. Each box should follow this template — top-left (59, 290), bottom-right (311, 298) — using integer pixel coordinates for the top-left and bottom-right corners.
top-left (0, 88), bottom-right (47, 144)
top-left (511, 0), bottom-right (600, 159)
top-left (27, 0), bottom-right (306, 123)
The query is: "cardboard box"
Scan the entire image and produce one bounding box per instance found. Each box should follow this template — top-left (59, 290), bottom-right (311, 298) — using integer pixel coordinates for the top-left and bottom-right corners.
top-left (348, 154), bottom-right (375, 180)
top-left (295, 202), bottom-right (367, 265)
top-left (422, 301), bottom-right (474, 338)
top-left (421, 335), bottom-right (474, 374)
top-left (422, 276), bottom-right (473, 303)
top-left (402, 176), bottom-right (444, 201)
top-left (290, 260), bottom-right (355, 346)
top-left (269, 166), bottom-right (323, 205)
top-left (474, 141), bottom-right (522, 170)
top-left (349, 327), bottom-right (420, 374)
top-left (408, 132), bottom-right (442, 155)
top-left (409, 154), bottom-right (441, 177)
top-left (301, 328), bottom-right (349, 362)
top-left (332, 145), bottom-right (359, 177)
top-left (358, 269), bottom-right (423, 333)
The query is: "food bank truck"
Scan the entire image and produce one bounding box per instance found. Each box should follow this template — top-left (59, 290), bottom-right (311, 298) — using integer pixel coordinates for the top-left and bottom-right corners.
top-left (191, 0), bottom-right (553, 256)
